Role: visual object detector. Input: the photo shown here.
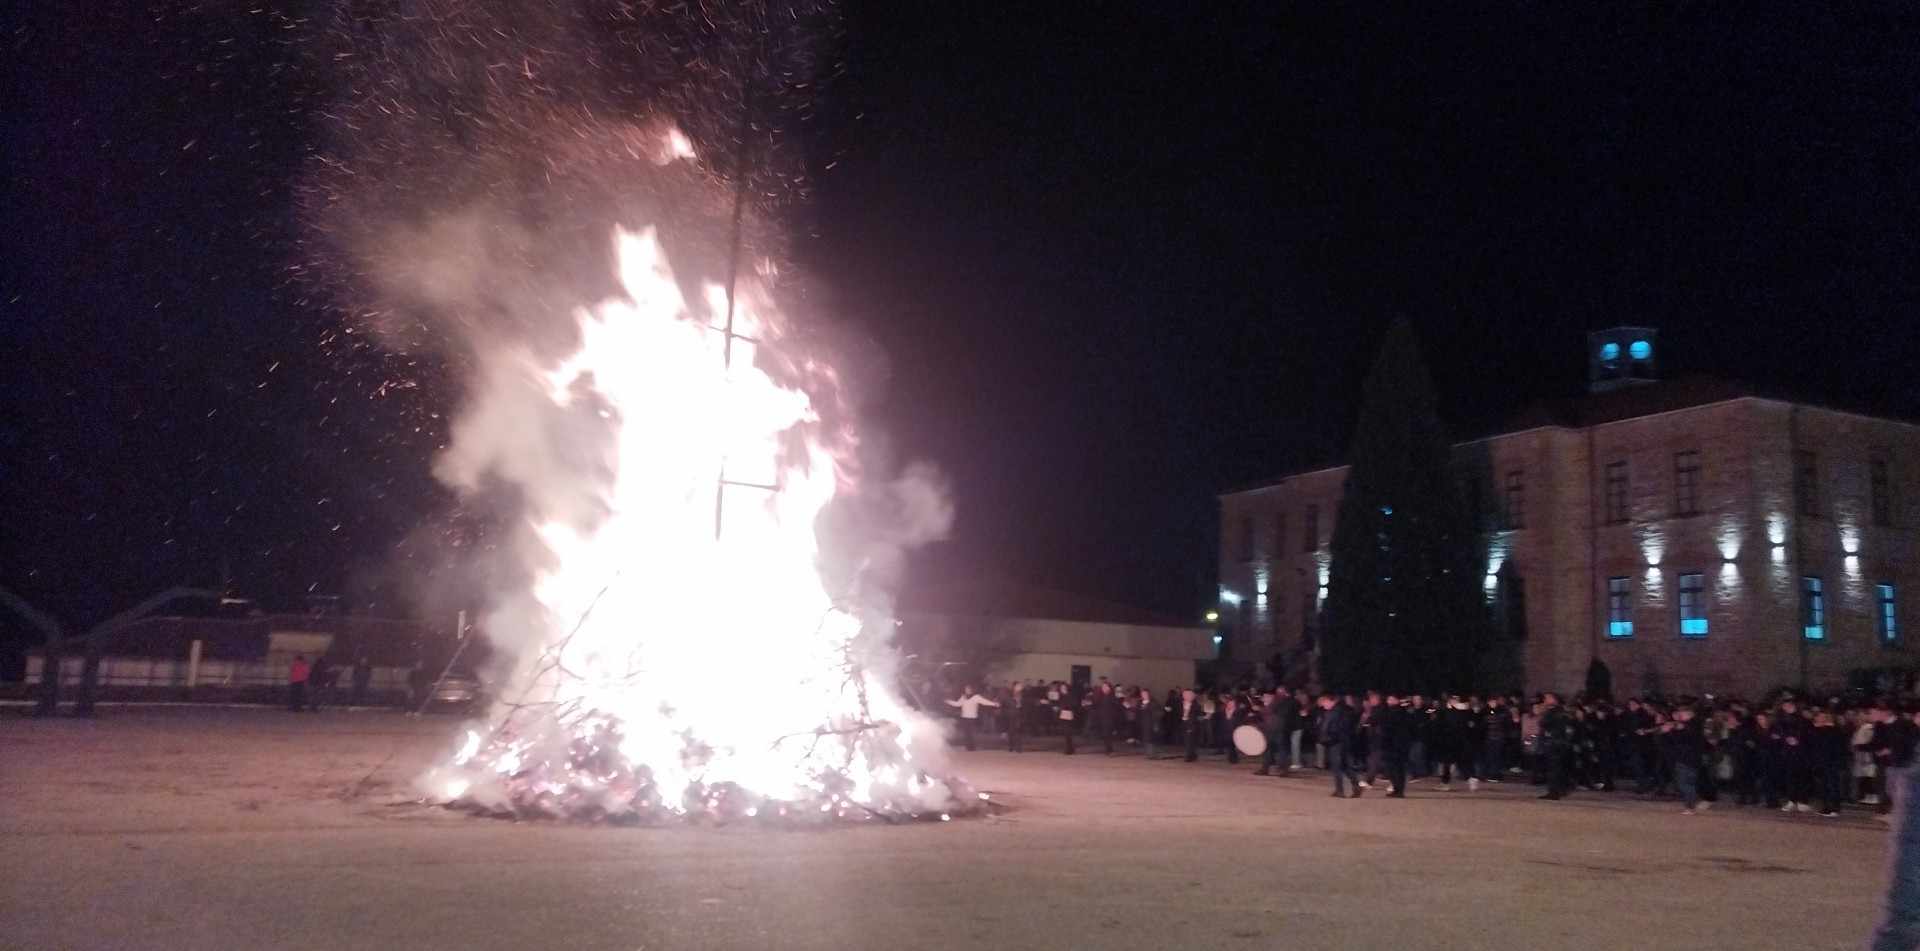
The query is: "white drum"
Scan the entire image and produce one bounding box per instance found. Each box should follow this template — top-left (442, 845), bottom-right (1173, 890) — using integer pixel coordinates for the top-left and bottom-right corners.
top-left (1232, 724), bottom-right (1268, 758)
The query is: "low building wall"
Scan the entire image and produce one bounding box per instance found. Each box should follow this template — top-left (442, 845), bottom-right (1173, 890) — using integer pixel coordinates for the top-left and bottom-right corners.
top-left (995, 652), bottom-right (1198, 692)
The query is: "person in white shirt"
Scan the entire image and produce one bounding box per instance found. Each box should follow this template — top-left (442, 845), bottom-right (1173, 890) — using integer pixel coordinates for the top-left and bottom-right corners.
top-left (946, 685), bottom-right (1000, 752)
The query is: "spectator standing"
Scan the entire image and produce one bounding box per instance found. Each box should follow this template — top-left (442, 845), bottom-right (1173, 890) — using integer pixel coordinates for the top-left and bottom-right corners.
top-left (1776, 698), bottom-right (1816, 813)
top-left (1479, 696), bottom-right (1508, 784)
top-left (287, 655), bottom-right (310, 713)
top-left (1320, 694), bottom-right (1360, 798)
top-left (1059, 682), bottom-right (1082, 755)
top-left (1869, 707), bottom-right (1920, 950)
top-left (1432, 696), bottom-right (1469, 791)
top-left (1089, 682), bottom-right (1121, 756)
top-left (1182, 689), bottom-right (1204, 763)
top-left (1812, 709), bottom-right (1851, 817)
top-left (1538, 693), bottom-right (1574, 800)
top-left (1137, 686), bottom-right (1159, 758)
top-left (1663, 705), bottom-right (1707, 814)
top-left (1379, 694), bottom-right (1412, 798)
top-left (1257, 688), bottom-right (1297, 776)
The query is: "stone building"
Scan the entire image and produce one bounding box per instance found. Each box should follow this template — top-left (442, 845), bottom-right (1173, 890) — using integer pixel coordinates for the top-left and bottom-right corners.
top-left (1218, 328), bottom-right (1920, 697)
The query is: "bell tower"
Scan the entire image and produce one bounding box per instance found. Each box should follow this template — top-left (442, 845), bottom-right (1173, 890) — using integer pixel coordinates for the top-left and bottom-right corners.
top-left (1587, 327), bottom-right (1658, 393)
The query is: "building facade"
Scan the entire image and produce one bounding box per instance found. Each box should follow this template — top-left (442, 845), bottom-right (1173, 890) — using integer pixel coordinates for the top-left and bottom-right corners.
top-left (1219, 330), bottom-right (1920, 697)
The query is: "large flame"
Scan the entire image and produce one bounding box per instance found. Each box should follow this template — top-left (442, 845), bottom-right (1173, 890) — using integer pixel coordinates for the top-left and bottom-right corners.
top-left (422, 212), bottom-right (967, 822)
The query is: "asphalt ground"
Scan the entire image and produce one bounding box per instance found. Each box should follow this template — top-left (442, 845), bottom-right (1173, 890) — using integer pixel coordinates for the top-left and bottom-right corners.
top-left (0, 708), bottom-right (1894, 950)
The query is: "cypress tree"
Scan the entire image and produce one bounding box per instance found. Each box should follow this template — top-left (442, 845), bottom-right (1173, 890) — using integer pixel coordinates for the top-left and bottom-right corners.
top-left (1320, 319), bottom-right (1490, 694)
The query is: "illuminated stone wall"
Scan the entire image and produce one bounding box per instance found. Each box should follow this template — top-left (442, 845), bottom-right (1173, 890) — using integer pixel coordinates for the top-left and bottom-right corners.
top-left (1222, 397), bottom-right (1920, 696)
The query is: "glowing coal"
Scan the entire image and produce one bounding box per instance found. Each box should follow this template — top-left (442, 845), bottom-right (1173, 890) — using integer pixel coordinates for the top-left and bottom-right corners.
top-left (418, 215), bottom-right (969, 824)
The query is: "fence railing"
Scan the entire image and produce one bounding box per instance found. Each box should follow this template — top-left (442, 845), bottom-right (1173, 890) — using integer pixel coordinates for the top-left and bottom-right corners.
top-left (26, 655), bottom-right (413, 691)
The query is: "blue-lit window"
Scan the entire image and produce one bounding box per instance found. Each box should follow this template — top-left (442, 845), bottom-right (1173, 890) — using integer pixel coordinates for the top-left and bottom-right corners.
top-left (1600, 342), bottom-right (1621, 363)
top-left (1803, 576), bottom-right (1826, 641)
top-left (1678, 573), bottom-right (1707, 637)
top-left (1881, 584), bottom-right (1899, 645)
top-left (1629, 339), bottom-right (1652, 361)
top-left (1607, 576), bottom-right (1633, 637)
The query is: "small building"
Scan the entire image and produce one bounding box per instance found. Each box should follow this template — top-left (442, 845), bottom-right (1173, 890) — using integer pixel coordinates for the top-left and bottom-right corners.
top-left (897, 580), bottom-right (1216, 692)
top-left (23, 613), bottom-right (447, 700)
top-left (1219, 329), bottom-right (1920, 697)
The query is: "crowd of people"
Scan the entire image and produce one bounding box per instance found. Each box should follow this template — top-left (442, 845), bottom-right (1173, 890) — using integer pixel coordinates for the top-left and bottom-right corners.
top-left (942, 679), bottom-right (1920, 818)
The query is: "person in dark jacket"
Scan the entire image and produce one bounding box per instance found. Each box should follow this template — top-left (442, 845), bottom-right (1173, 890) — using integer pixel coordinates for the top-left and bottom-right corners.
top-left (1868, 706), bottom-right (1920, 949)
top-left (1866, 704), bottom-right (1919, 818)
top-left (1320, 695), bottom-right (1360, 798)
top-left (1058, 682), bottom-right (1084, 755)
top-left (1538, 693), bottom-right (1575, 800)
top-left (1662, 705), bottom-right (1708, 813)
top-left (1479, 696), bottom-right (1508, 783)
top-left (1221, 694), bottom-right (1249, 764)
top-left (1627, 699), bottom-right (1660, 793)
top-left (1357, 692), bottom-right (1382, 788)
top-left (1732, 710), bottom-right (1768, 806)
top-left (1775, 698), bottom-right (1816, 812)
top-left (1432, 696), bottom-right (1470, 790)
top-left (1087, 682), bottom-right (1121, 756)
top-left (1463, 696), bottom-right (1489, 789)
top-left (1136, 686), bottom-right (1160, 758)
top-left (1811, 708), bottom-right (1851, 817)
top-left (1161, 688), bottom-right (1183, 751)
top-left (1257, 688), bottom-right (1298, 775)
top-left (1378, 694), bottom-right (1413, 797)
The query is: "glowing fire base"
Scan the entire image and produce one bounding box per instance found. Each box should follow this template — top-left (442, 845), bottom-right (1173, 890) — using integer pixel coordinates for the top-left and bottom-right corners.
top-left (431, 702), bottom-right (986, 825)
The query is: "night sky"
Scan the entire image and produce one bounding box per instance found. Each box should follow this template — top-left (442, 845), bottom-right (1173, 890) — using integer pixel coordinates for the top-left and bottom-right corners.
top-left (5, 3), bottom-right (1920, 637)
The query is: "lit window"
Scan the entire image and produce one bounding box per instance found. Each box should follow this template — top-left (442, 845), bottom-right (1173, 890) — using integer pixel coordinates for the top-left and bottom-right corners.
top-left (1629, 339), bottom-right (1652, 361)
top-left (1678, 572), bottom-right (1707, 637)
top-left (1600, 341), bottom-right (1621, 363)
top-left (1607, 576), bottom-right (1633, 637)
top-left (1673, 450), bottom-right (1701, 518)
top-left (1803, 576), bottom-right (1826, 641)
top-left (1604, 461), bottom-right (1630, 525)
top-left (1881, 583), bottom-right (1899, 645)
top-left (1504, 470), bottom-right (1525, 530)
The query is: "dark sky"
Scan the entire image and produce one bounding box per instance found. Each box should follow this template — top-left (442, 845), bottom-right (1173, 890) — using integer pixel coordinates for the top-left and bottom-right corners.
top-left (5, 2), bottom-right (1920, 633)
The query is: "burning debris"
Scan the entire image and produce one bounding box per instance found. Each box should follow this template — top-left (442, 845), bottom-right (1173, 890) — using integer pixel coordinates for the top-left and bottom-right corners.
top-left (413, 219), bottom-right (972, 825)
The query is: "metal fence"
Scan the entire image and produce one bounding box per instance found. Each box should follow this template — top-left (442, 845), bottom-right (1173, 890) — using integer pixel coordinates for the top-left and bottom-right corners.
top-left (26, 655), bottom-right (414, 691)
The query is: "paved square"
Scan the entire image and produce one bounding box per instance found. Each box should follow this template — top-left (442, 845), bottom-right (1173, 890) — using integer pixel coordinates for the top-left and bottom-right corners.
top-left (0, 709), bottom-right (1892, 949)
